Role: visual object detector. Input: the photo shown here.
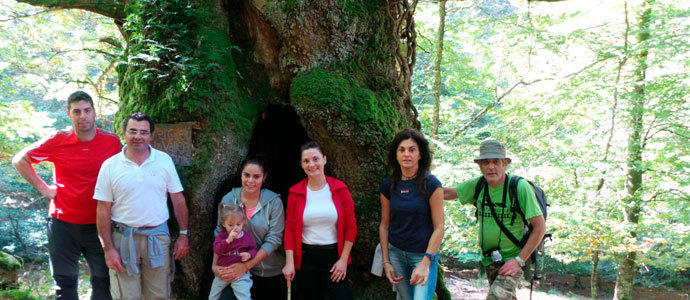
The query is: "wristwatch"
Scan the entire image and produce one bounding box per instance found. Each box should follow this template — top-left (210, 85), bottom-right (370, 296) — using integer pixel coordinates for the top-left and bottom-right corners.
top-left (424, 252), bottom-right (436, 261)
top-left (514, 256), bottom-right (525, 267)
top-left (179, 230), bottom-right (189, 236)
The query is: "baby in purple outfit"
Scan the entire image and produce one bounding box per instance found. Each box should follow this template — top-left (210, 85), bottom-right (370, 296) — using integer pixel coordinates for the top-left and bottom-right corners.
top-left (208, 204), bottom-right (257, 300)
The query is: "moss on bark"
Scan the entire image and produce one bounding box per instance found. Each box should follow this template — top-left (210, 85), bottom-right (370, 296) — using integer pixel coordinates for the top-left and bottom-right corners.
top-left (18, 0), bottom-right (429, 297)
top-left (0, 250), bottom-right (20, 287)
top-left (290, 65), bottom-right (416, 297)
top-left (113, 0), bottom-right (273, 295)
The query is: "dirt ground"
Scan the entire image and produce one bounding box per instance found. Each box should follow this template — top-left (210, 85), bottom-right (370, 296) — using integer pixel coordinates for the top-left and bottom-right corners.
top-left (444, 267), bottom-right (690, 300)
top-left (13, 261), bottom-right (690, 299)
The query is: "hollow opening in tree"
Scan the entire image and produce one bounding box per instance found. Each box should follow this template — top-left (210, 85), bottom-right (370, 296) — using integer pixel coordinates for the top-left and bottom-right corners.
top-left (223, 105), bottom-right (312, 205)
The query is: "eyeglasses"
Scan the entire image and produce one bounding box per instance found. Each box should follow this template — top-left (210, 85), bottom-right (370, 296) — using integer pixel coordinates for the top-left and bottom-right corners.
top-left (126, 129), bottom-right (151, 136)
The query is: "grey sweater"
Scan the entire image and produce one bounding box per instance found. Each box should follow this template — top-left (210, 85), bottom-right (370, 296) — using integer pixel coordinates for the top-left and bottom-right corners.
top-left (215, 188), bottom-right (285, 277)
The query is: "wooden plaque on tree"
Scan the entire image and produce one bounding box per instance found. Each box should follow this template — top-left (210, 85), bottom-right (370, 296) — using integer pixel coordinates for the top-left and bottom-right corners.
top-left (152, 122), bottom-right (194, 166)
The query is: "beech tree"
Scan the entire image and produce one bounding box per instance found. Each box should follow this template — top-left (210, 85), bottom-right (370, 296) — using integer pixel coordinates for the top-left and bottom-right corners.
top-left (16, 0), bottom-right (426, 298)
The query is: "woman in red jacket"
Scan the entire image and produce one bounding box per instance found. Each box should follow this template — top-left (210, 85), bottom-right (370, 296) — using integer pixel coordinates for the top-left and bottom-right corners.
top-left (282, 141), bottom-right (357, 300)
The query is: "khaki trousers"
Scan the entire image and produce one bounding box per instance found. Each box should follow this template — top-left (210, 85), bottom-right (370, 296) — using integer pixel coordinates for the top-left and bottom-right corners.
top-left (109, 230), bottom-right (172, 300)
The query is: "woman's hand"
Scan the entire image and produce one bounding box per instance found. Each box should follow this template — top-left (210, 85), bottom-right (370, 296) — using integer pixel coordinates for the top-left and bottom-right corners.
top-left (282, 262), bottom-right (295, 282)
top-left (212, 265), bottom-right (234, 282)
top-left (329, 258), bottom-right (348, 282)
top-left (409, 260), bottom-right (430, 286)
top-left (384, 262), bottom-right (403, 285)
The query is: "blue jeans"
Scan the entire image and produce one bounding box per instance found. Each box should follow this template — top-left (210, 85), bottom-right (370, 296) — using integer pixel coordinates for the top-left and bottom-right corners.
top-left (208, 272), bottom-right (252, 300)
top-left (388, 244), bottom-right (438, 300)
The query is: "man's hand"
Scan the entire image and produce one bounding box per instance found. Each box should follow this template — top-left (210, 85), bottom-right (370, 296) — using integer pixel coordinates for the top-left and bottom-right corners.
top-left (226, 262), bottom-right (249, 282)
top-left (39, 185), bottom-right (57, 200)
top-left (12, 151), bottom-right (55, 202)
top-left (104, 247), bottom-right (125, 272)
top-left (498, 258), bottom-right (522, 276)
top-left (173, 234), bottom-right (189, 259)
top-left (213, 265), bottom-right (234, 282)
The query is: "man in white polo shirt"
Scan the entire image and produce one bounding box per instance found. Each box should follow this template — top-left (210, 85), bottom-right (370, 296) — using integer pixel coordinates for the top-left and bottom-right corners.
top-left (94, 112), bottom-right (189, 299)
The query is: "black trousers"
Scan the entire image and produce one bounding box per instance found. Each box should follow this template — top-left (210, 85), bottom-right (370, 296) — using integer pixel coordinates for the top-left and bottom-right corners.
top-left (219, 273), bottom-right (287, 300)
top-left (47, 218), bottom-right (111, 300)
top-left (294, 243), bottom-right (352, 300)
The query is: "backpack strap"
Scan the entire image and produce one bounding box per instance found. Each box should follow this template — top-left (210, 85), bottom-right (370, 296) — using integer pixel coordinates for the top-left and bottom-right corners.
top-left (473, 177), bottom-right (487, 221)
top-left (508, 175), bottom-right (529, 228)
top-left (484, 179), bottom-right (526, 248)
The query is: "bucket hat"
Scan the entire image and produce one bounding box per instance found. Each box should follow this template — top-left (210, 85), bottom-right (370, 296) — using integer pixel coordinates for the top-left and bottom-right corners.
top-left (474, 139), bottom-right (511, 162)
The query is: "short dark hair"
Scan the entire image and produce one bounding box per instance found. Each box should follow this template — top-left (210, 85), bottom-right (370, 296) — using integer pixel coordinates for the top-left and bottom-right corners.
top-left (122, 112), bottom-right (155, 134)
top-left (300, 141), bottom-right (324, 157)
top-left (67, 91), bottom-right (94, 110)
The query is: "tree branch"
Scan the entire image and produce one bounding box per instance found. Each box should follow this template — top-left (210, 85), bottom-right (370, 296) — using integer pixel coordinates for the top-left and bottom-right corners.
top-left (16, 0), bottom-right (125, 21)
top-left (641, 116), bottom-right (656, 149)
top-left (445, 56), bottom-right (610, 143)
top-left (657, 127), bottom-right (690, 140)
top-left (445, 78), bottom-right (537, 143)
top-left (596, 2), bottom-right (629, 194)
top-left (0, 8), bottom-right (54, 22)
top-left (99, 36), bottom-right (123, 49)
top-left (47, 48), bottom-right (118, 61)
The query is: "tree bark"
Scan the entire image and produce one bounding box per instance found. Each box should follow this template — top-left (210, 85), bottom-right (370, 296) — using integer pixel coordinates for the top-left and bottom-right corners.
top-left (591, 249), bottom-right (599, 300)
top-left (614, 1), bottom-right (652, 299)
top-left (18, 0), bottom-right (423, 298)
top-left (431, 0), bottom-right (446, 139)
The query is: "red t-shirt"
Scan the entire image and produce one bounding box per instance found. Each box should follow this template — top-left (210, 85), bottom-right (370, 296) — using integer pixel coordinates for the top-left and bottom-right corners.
top-left (27, 128), bottom-right (121, 224)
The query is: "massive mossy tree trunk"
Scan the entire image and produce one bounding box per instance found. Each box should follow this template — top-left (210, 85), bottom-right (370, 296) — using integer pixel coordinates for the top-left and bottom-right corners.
top-left (20, 0), bottom-right (424, 298)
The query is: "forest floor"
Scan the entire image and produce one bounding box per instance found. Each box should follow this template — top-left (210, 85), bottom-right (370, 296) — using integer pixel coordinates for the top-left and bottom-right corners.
top-left (444, 267), bottom-right (690, 300)
top-left (13, 261), bottom-right (689, 299)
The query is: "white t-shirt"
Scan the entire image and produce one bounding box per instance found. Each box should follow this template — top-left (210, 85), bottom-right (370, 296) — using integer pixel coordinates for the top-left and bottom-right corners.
top-left (302, 184), bottom-right (337, 245)
top-left (93, 146), bottom-right (183, 228)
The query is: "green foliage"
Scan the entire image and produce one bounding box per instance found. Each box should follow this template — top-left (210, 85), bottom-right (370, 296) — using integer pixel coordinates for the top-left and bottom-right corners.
top-left (0, 205), bottom-right (48, 260)
top-left (117, 0), bottom-right (209, 122)
top-left (0, 101), bottom-right (53, 160)
top-left (0, 3), bottom-right (120, 111)
top-left (413, 0), bottom-right (690, 286)
top-left (291, 68), bottom-right (397, 129)
top-left (116, 0), bottom-right (260, 193)
top-left (0, 251), bottom-right (21, 273)
top-left (0, 288), bottom-right (39, 300)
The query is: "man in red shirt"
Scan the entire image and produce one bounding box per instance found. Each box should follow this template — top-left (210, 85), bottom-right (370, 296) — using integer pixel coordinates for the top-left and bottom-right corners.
top-left (12, 91), bottom-right (121, 300)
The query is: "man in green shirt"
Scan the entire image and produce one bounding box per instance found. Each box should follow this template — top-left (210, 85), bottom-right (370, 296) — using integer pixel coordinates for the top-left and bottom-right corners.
top-left (444, 139), bottom-right (545, 300)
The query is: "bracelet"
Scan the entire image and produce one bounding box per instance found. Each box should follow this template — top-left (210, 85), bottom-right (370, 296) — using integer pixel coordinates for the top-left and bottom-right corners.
top-left (383, 261), bottom-right (392, 265)
top-left (514, 256), bottom-right (525, 267)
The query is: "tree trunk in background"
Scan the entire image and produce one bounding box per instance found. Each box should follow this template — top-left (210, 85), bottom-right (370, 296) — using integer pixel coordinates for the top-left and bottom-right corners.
top-left (591, 249), bottom-right (599, 300)
top-left (431, 0), bottom-right (446, 139)
top-left (614, 1), bottom-right (651, 299)
top-left (19, 0), bottom-right (426, 298)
